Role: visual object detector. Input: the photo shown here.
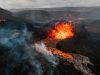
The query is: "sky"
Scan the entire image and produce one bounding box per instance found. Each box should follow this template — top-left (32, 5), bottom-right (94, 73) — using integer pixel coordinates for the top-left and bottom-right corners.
top-left (0, 0), bottom-right (100, 9)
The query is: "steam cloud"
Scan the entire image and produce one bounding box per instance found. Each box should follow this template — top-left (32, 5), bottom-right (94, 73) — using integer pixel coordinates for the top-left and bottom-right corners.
top-left (70, 54), bottom-right (94, 75)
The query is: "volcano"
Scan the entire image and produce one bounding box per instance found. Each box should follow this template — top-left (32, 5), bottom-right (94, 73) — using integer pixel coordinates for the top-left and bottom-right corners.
top-left (0, 7), bottom-right (100, 75)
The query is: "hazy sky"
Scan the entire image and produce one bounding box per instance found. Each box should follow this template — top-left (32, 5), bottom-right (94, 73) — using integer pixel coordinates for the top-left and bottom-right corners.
top-left (0, 0), bottom-right (100, 9)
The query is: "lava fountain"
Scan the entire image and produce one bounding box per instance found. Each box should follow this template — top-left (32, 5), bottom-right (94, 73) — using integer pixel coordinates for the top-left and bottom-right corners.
top-left (48, 21), bottom-right (75, 40)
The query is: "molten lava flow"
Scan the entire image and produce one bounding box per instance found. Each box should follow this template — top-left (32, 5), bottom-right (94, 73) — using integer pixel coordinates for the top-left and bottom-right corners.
top-left (47, 47), bottom-right (74, 60)
top-left (48, 21), bottom-right (74, 40)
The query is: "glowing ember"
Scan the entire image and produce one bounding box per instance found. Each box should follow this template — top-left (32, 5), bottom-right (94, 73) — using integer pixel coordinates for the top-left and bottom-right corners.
top-left (48, 47), bottom-right (74, 60)
top-left (48, 21), bottom-right (74, 40)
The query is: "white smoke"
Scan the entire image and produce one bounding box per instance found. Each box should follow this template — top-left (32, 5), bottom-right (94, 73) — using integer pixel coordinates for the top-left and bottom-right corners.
top-left (68, 54), bottom-right (94, 75)
top-left (34, 42), bottom-right (58, 66)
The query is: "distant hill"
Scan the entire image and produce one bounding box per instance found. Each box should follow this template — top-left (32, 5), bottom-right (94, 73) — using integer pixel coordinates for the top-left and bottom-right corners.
top-left (0, 8), bottom-right (13, 19)
top-left (13, 7), bottom-right (100, 21)
top-left (15, 10), bottom-right (53, 23)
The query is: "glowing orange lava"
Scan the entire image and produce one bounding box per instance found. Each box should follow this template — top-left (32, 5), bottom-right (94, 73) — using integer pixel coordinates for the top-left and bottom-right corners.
top-left (48, 47), bottom-right (74, 60)
top-left (48, 21), bottom-right (74, 40)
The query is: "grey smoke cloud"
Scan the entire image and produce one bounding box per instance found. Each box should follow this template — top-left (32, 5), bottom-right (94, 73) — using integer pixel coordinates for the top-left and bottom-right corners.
top-left (0, 0), bottom-right (100, 9)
